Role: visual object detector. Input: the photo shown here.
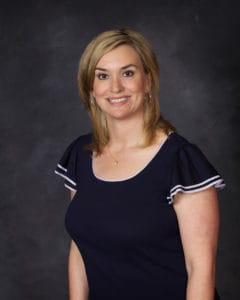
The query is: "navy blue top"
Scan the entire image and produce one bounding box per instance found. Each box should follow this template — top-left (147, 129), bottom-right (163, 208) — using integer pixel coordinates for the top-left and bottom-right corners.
top-left (55, 132), bottom-right (225, 300)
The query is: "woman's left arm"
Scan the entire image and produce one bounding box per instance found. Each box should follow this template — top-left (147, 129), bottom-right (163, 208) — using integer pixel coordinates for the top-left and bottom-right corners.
top-left (173, 187), bottom-right (220, 300)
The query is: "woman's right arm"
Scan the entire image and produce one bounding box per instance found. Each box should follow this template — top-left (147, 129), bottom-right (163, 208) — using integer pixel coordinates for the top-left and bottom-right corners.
top-left (68, 191), bottom-right (89, 300)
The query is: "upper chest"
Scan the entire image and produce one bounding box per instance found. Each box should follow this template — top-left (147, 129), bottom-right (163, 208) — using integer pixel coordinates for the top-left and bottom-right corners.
top-left (92, 138), bottom-right (169, 182)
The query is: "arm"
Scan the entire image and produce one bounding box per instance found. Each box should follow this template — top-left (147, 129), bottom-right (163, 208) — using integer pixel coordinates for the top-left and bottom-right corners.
top-left (173, 187), bottom-right (220, 300)
top-left (68, 191), bottom-right (89, 300)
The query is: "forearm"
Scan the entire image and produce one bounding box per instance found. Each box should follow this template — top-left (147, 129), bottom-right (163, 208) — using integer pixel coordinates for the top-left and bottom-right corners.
top-left (68, 240), bottom-right (89, 300)
top-left (186, 264), bottom-right (215, 300)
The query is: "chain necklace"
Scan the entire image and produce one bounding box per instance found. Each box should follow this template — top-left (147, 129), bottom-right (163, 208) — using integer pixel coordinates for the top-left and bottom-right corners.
top-left (106, 132), bottom-right (168, 166)
top-left (106, 134), bottom-right (145, 166)
top-left (107, 147), bottom-right (119, 166)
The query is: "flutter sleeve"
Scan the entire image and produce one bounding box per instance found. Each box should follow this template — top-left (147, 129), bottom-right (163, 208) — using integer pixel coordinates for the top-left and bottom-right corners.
top-left (54, 139), bottom-right (79, 192)
top-left (167, 143), bottom-right (225, 204)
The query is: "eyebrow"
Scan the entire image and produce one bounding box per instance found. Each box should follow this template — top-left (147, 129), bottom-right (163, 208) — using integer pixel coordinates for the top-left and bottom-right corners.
top-left (95, 64), bottom-right (138, 71)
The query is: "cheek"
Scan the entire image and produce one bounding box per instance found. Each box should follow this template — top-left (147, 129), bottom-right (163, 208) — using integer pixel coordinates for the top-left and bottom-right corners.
top-left (130, 79), bottom-right (148, 93)
top-left (130, 73), bottom-right (150, 93)
top-left (92, 81), bottom-right (108, 98)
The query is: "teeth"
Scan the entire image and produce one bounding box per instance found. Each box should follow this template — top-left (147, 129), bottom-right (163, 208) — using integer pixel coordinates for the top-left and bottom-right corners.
top-left (109, 97), bottom-right (128, 103)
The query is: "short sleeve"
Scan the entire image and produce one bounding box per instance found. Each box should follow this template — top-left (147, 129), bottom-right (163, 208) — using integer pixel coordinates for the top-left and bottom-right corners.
top-left (54, 139), bottom-right (79, 192)
top-left (167, 143), bottom-right (225, 204)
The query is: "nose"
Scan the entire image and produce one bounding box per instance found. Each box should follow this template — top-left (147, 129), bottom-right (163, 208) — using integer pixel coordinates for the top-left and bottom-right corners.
top-left (110, 75), bottom-right (123, 93)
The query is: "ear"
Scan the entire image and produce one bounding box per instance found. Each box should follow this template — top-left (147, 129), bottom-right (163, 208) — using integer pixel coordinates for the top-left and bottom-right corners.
top-left (144, 73), bottom-right (152, 93)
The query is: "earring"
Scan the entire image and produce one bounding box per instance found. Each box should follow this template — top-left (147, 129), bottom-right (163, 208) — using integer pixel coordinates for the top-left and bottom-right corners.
top-left (145, 93), bottom-right (152, 102)
top-left (90, 97), bottom-right (95, 105)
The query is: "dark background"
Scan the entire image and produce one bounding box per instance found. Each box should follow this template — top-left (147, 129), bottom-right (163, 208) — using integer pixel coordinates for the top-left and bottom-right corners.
top-left (1, 0), bottom-right (239, 299)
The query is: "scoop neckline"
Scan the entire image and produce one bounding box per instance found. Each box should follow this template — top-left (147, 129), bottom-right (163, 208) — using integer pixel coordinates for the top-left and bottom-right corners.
top-left (91, 132), bottom-right (173, 183)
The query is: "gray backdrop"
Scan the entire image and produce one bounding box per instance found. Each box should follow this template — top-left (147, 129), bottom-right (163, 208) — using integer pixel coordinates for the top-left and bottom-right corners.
top-left (1, 0), bottom-right (239, 299)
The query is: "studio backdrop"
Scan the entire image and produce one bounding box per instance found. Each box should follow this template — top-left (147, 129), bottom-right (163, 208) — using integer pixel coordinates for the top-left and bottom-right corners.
top-left (1, 0), bottom-right (239, 299)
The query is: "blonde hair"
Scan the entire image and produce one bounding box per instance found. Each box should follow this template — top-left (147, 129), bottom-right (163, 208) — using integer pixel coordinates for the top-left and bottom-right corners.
top-left (78, 28), bottom-right (175, 153)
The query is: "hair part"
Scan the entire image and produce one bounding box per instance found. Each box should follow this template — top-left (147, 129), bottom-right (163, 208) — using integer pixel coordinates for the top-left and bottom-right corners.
top-left (78, 28), bottom-right (175, 154)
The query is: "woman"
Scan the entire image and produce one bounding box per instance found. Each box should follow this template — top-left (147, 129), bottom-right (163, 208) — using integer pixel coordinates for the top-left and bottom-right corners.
top-left (55, 28), bottom-right (225, 300)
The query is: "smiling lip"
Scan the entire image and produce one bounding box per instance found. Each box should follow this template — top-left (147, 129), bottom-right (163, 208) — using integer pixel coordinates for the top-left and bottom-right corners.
top-left (108, 96), bottom-right (130, 104)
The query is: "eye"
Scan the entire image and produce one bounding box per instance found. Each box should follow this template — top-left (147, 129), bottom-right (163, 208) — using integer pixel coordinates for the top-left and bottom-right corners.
top-left (123, 70), bottom-right (134, 77)
top-left (96, 73), bottom-right (109, 80)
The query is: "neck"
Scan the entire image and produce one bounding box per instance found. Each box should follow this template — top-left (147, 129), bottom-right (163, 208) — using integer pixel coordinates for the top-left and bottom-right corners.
top-left (107, 117), bottom-right (145, 151)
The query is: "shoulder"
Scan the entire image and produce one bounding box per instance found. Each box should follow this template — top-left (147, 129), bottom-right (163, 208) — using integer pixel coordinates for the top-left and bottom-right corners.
top-left (167, 132), bottom-right (191, 148)
top-left (57, 132), bottom-right (92, 166)
top-left (165, 132), bottom-right (198, 157)
top-left (65, 132), bottom-right (92, 152)
top-left (167, 132), bottom-right (210, 156)
top-left (167, 132), bottom-right (214, 171)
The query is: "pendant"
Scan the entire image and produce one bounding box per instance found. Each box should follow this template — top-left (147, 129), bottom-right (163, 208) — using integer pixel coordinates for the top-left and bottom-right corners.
top-left (113, 160), bottom-right (119, 166)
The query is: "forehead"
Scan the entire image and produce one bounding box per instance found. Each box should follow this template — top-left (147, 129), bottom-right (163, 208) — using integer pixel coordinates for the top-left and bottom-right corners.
top-left (95, 45), bottom-right (143, 69)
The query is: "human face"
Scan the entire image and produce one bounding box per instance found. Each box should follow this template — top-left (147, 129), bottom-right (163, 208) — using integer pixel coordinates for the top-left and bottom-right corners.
top-left (92, 45), bottom-right (151, 122)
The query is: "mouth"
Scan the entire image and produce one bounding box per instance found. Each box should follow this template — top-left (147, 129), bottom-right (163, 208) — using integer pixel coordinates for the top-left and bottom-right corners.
top-left (107, 96), bottom-right (130, 104)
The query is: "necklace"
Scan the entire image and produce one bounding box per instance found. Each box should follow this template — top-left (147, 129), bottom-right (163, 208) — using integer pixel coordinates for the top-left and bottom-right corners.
top-left (106, 134), bottom-right (144, 166)
top-left (107, 147), bottom-right (119, 166)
